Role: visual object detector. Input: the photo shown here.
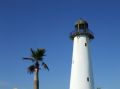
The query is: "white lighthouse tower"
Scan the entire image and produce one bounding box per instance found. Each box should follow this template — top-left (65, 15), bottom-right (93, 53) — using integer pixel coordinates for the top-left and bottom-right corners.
top-left (69, 19), bottom-right (94, 89)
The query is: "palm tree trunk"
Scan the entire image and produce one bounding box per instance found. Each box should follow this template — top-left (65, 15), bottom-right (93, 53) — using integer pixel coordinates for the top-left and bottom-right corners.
top-left (34, 68), bottom-right (39, 89)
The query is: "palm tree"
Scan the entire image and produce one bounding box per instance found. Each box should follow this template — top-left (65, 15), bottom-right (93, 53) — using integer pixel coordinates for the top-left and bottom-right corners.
top-left (23, 48), bottom-right (49, 89)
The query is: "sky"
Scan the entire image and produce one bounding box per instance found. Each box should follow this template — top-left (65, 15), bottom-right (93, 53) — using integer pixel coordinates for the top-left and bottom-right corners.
top-left (0, 0), bottom-right (120, 89)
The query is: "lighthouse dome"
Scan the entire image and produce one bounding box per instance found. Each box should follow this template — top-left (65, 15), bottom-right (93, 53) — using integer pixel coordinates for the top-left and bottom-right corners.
top-left (75, 19), bottom-right (88, 29)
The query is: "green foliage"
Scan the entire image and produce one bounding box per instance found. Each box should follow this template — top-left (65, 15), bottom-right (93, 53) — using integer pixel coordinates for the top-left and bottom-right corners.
top-left (23, 48), bottom-right (49, 74)
top-left (42, 62), bottom-right (49, 71)
top-left (28, 65), bottom-right (35, 74)
top-left (31, 48), bottom-right (46, 61)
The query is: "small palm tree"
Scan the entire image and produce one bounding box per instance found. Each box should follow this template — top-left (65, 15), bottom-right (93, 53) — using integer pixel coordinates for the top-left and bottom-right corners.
top-left (23, 48), bottom-right (49, 89)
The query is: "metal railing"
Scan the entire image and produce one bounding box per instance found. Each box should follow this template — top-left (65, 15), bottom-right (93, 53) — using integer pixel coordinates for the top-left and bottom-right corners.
top-left (70, 29), bottom-right (94, 40)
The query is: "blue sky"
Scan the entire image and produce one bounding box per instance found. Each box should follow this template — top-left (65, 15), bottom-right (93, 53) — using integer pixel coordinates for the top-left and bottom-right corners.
top-left (0, 0), bottom-right (120, 89)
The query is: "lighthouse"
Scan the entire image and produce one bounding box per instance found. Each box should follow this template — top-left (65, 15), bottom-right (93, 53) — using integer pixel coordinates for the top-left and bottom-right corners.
top-left (69, 19), bottom-right (94, 89)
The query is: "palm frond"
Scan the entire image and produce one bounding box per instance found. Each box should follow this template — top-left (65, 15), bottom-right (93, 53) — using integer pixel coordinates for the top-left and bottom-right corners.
top-left (23, 57), bottom-right (34, 62)
top-left (36, 48), bottom-right (46, 61)
top-left (31, 48), bottom-right (46, 61)
top-left (23, 48), bottom-right (47, 73)
top-left (28, 65), bottom-right (35, 74)
top-left (30, 48), bottom-right (36, 58)
top-left (42, 62), bottom-right (49, 71)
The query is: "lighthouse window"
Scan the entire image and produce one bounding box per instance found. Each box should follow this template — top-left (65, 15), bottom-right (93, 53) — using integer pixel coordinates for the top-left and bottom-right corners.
top-left (85, 43), bottom-right (87, 46)
top-left (87, 77), bottom-right (89, 82)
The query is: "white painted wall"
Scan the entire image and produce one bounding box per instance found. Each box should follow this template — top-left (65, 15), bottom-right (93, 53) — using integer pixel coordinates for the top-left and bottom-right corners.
top-left (69, 35), bottom-right (94, 89)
